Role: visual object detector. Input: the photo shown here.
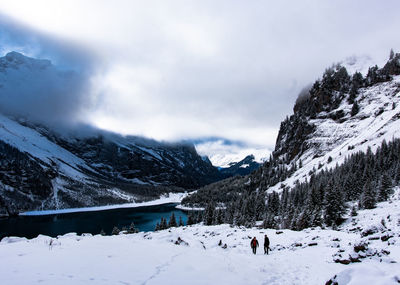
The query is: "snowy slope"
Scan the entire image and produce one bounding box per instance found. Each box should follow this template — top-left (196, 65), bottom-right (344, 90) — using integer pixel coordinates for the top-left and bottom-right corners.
top-left (1, 188), bottom-right (399, 285)
top-left (268, 75), bottom-right (400, 193)
top-left (0, 114), bottom-right (92, 180)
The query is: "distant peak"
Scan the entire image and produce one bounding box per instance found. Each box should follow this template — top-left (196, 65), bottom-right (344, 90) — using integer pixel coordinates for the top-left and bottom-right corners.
top-left (5, 51), bottom-right (32, 65)
top-left (5, 51), bottom-right (25, 59)
top-left (2, 51), bottom-right (51, 68)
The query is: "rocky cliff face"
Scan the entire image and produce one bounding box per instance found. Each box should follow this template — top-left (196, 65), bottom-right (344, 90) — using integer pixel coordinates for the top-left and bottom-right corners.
top-left (274, 52), bottom-right (400, 164)
top-left (257, 52), bottom-right (400, 193)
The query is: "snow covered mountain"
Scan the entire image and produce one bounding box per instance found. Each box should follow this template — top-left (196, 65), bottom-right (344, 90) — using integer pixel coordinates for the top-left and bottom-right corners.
top-left (219, 154), bottom-right (262, 177)
top-left (0, 112), bottom-right (229, 214)
top-left (0, 52), bottom-right (223, 214)
top-left (194, 138), bottom-right (269, 169)
top-left (269, 52), bottom-right (400, 192)
top-left (0, 112), bottom-right (224, 214)
top-left (183, 51), bottom-right (400, 206)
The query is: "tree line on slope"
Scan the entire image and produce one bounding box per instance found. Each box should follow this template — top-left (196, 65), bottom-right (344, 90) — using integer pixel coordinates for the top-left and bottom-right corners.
top-left (183, 136), bottom-right (400, 231)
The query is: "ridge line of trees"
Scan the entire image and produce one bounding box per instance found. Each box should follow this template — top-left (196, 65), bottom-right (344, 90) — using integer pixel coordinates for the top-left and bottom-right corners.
top-left (183, 137), bottom-right (400, 231)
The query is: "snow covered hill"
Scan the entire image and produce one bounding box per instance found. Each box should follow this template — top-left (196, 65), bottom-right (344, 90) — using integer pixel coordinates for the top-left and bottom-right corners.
top-left (1, 188), bottom-right (399, 285)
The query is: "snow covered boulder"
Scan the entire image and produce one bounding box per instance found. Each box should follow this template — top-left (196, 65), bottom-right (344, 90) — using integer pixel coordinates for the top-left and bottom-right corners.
top-left (325, 266), bottom-right (399, 285)
top-left (0, 236), bottom-right (28, 244)
top-left (380, 233), bottom-right (394, 241)
top-left (353, 241), bottom-right (368, 252)
top-left (174, 237), bottom-right (189, 246)
top-left (360, 224), bottom-right (386, 237)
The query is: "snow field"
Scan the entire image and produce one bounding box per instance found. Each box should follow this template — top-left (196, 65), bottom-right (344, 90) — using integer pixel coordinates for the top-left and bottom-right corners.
top-left (2, 190), bottom-right (400, 285)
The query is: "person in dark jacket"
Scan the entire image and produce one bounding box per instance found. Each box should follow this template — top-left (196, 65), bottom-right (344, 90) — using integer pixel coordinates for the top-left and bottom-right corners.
top-left (250, 237), bottom-right (259, 254)
top-left (264, 234), bottom-right (270, 254)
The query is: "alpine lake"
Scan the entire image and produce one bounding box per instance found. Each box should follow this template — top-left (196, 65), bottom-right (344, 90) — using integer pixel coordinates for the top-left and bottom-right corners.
top-left (0, 203), bottom-right (188, 239)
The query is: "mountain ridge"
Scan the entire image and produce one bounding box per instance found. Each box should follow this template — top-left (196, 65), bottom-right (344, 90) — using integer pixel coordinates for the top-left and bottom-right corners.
top-left (0, 52), bottom-right (226, 214)
top-left (182, 51), bottom-right (400, 209)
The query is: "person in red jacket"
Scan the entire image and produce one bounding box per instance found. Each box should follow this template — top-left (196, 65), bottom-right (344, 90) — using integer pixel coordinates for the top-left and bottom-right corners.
top-left (250, 237), bottom-right (259, 254)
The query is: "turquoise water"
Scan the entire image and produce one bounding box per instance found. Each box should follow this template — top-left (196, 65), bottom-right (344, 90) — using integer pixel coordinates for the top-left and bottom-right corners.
top-left (0, 203), bottom-right (187, 239)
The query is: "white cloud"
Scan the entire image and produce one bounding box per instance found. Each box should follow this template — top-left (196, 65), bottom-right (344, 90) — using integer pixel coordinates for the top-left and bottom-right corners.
top-left (1, 0), bottom-right (400, 151)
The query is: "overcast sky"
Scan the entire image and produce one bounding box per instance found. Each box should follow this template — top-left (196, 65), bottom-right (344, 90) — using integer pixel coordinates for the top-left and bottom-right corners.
top-left (1, 0), bottom-right (400, 157)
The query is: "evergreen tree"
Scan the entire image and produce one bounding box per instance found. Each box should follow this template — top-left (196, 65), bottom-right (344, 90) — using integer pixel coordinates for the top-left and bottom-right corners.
top-left (203, 202), bottom-right (216, 225)
top-left (290, 209), bottom-right (300, 230)
top-left (352, 71), bottom-right (364, 89)
top-left (111, 226), bottom-right (120, 235)
top-left (350, 205), bottom-right (358, 216)
top-left (366, 65), bottom-right (379, 85)
top-left (348, 86), bottom-right (357, 104)
top-left (351, 101), bottom-right (359, 116)
top-left (160, 217), bottom-right (168, 230)
top-left (223, 204), bottom-right (235, 224)
top-left (395, 164), bottom-right (400, 184)
top-left (282, 206), bottom-right (294, 229)
top-left (187, 213), bottom-right (195, 225)
top-left (178, 216), bottom-right (184, 227)
top-left (296, 210), bottom-right (311, 229)
top-left (255, 192), bottom-right (266, 220)
top-left (311, 209), bottom-right (322, 227)
top-left (262, 212), bottom-right (276, 229)
top-left (215, 210), bottom-right (224, 224)
top-left (128, 222), bottom-right (139, 233)
top-left (168, 212), bottom-right (177, 228)
top-left (378, 173), bottom-right (392, 201)
top-left (323, 180), bottom-right (346, 226)
top-left (269, 191), bottom-right (280, 216)
top-left (360, 181), bottom-right (376, 209)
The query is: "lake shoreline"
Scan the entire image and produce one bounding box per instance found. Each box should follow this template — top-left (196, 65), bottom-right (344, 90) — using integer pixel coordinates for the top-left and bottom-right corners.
top-left (1, 202), bottom-right (189, 239)
top-left (20, 192), bottom-right (189, 216)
